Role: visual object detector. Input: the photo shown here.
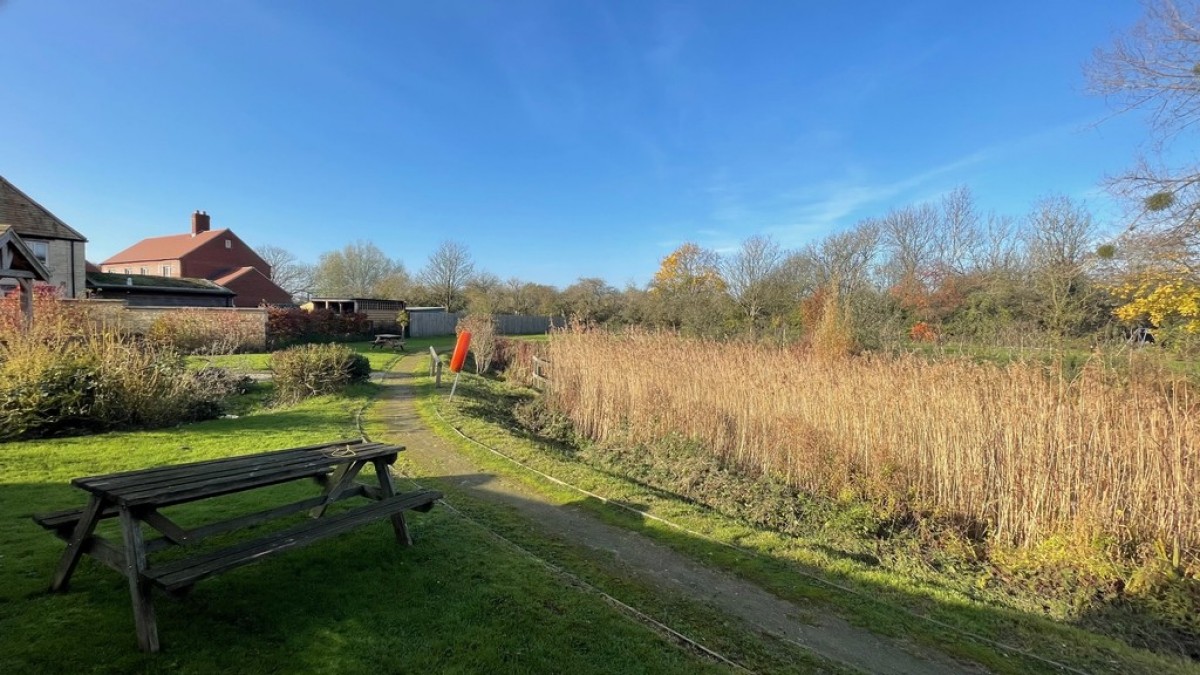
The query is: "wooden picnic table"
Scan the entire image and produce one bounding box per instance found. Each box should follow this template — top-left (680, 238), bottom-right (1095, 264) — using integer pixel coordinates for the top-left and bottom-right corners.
top-left (372, 333), bottom-right (405, 350)
top-left (34, 439), bottom-right (440, 652)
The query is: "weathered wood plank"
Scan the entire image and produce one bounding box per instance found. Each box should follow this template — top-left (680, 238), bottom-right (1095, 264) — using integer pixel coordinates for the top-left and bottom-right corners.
top-left (142, 486), bottom-right (371, 553)
top-left (143, 490), bottom-right (441, 592)
top-left (110, 451), bottom-right (399, 508)
top-left (119, 509), bottom-right (159, 652)
top-left (75, 439), bottom-right (370, 488)
top-left (141, 509), bottom-right (191, 546)
top-left (34, 503), bottom-right (120, 532)
top-left (50, 495), bottom-right (106, 592)
top-left (308, 461), bottom-right (366, 518)
top-left (372, 459), bottom-right (412, 546)
top-left (78, 442), bottom-right (388, 493)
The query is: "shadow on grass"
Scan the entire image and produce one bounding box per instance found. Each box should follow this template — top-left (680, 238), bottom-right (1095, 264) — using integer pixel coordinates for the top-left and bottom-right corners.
top-left (423, 376), bottom-right (1200, 674)
top-left (0, 473), bottom-right (725, 675)
top-left (7, 448), bottom-right (1197, 675)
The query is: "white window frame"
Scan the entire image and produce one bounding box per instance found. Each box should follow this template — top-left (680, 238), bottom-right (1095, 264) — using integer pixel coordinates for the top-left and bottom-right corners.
top-left (161, 265), bottom-right (173, 277)
top-left (139, 266), bottom-right (149, 275)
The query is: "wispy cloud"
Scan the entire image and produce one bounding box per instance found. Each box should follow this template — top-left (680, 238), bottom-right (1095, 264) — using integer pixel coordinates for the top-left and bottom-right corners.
top-left (695, 116), bottom-right (1102, 249)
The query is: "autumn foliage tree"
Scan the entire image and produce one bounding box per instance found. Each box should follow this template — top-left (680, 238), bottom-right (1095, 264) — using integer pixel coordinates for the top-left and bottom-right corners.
top-left (1090, 1), bottom-right (1200, 342)
top-left (649, 243), bottom-right (727, 333)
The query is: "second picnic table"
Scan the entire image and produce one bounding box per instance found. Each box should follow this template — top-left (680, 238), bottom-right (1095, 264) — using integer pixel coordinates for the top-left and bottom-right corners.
top-left (34, 439), bottom-right (441, 652)
top-left (372, 333), bottom-right (405, 350)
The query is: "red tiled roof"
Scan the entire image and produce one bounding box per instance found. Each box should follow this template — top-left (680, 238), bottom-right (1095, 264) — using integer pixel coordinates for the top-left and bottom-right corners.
top-left (212, 266), bottom-right (261, 286)
top-left (101, 228), bottom-right (232, 265)
top-left (0, 175), bottom-right (87, 242)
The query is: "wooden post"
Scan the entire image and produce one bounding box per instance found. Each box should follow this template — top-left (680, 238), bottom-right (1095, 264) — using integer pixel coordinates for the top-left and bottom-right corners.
top-left (371, 459), bottom-right (412, 546)
top-left (50, 495), bottom-right (105, 591)
top-left (119, 508), bottom-right (160, 652)
top-left (18, 277), bottom-right (33, 327)
top-left (429, 346), bottom-right (442, 387)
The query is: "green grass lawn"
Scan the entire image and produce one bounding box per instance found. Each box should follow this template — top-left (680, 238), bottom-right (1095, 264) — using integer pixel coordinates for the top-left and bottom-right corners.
top-left (905, 339), bottom-right (1200, 381)
top-left (188, 337), bottom-right (457, 372)
top-left (414, 366), bottom-right (1200, 675)
top-left (0, 381), bottom-right (723, 674)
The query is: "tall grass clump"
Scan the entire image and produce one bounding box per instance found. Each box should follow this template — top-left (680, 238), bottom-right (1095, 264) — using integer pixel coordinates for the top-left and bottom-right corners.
top-left (270, 343), bottom-right (369, 404)
top-left (0, 294), bottom-right (237, 440)
top-left (458, 314), bottom-right (498, 374)
top-left (545, 327), bottom-right (1199, 562)
top-left (147, 308), bottom-right (262, 354)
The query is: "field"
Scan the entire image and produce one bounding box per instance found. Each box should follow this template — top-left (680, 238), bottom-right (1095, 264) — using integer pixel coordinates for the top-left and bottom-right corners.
top-left (442, 327), bottom-right (1199, 665)
top-left (422, 351), bottom-right (1200, 672)
top-left (0, 376), bottom-right (727, 674)
top-left (545, 329), bottom-right (1199, 558)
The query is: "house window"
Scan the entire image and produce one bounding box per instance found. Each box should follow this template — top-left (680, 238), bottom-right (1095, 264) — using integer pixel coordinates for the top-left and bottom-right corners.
top-left (139, 267), bottom-right (149, 275)
top-left (161, 265), bottom-right (173, 277)
top-left (225, 239), bottom-right (232, 249)
top-left (27, 240), bottom-right (48, 264)
top-left (124, 268), bottom-right (132, 274)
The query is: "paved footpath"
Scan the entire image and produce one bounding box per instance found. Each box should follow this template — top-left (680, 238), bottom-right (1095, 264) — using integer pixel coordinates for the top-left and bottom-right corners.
top-left (375, 355), bottom-right (988, 675)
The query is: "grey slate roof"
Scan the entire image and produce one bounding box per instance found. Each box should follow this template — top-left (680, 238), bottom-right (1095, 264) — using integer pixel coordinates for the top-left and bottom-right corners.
top-left (0, 176), bottom-right (88, 242)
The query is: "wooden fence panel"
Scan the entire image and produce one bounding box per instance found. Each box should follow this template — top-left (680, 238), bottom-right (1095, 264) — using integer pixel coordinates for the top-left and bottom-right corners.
top-left (409, 311), bottom-right (460, 337)
top-left (408, 312), bottom-right (562, 337)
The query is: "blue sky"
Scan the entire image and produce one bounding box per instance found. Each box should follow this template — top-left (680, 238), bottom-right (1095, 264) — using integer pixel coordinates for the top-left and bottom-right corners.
top-left (0, 1), bottom-right (1150, 288)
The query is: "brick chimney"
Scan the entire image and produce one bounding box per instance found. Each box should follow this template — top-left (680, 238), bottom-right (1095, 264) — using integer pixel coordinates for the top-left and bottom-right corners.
top-left (191, 210), bottom-right (210, 236)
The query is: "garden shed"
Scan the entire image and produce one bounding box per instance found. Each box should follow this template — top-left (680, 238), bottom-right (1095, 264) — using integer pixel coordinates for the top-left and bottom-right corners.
top-left (302, 297), bottom-right (406, 328)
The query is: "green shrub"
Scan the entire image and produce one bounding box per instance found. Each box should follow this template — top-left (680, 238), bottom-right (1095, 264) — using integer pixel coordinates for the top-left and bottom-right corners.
top-left (147, 308), bottom-right (262, 354)
top-left (0, 330), bottom-right (237, 440)
top-left (270, 343), bottom-right (370, 403)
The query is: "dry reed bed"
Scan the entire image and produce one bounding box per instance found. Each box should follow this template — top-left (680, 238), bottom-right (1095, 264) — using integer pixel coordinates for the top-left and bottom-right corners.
top-left (546, 329), bottom-right (1199, 555)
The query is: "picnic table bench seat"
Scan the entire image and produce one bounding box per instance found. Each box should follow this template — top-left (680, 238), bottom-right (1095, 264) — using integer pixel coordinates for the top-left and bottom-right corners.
top-left (372, 334), bottom-right (405, 350)
top-left (33, 438), bottom-right (441, 652)
top-left (142, 489), bottom-right (440, 593)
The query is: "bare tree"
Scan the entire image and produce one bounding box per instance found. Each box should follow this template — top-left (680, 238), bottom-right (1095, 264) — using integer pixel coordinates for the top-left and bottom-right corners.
top-left (464, 271), bottom-right (503, 314)
top-left (255, 244), bottom-right (315, 300)
top-left (1088, 0), bottom-right (1200, 237)
top-left (312, 240), bottom-right (407, 298)
top-left (979, 212), bottom-right (1023, 274)
top-left (814, 219), bottom-right (882, 293)
top-left (562, 277), bottom-right (621, 323)
top-left (880, 203), bottom-right (939, 288)
top-left (418, 240), bottom-right (476, 312)
top-left (1023, 195), bottom-right (1105, 335)
top-left (935, 186), bottom-right (984, 275)
top-left (721, 235), bottom-right (785, 329)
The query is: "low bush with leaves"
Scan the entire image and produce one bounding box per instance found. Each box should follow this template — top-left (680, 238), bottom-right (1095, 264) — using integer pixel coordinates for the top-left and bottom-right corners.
top-left (269, 343), bottom-right (370, 403)
top-left (266, 308), bottom-right (371, 348)
top-left (0, 326), bottom-right (239, 440)
top-left (146, 308), bottom-right (263, 355)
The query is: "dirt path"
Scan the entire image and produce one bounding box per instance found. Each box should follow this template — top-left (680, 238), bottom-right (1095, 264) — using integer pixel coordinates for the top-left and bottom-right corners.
top-left (375, 357), bottom-right (986, 675)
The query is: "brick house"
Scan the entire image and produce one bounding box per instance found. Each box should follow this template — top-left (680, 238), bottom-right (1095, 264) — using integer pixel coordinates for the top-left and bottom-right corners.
top-left (101, 211), bottom-right (292, 307)
top-left (0, 176), bottom-right (88, 298)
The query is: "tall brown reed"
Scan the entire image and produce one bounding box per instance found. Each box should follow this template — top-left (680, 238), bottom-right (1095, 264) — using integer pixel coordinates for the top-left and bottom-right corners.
top-left (546, 327), bottom-right (1199, 558)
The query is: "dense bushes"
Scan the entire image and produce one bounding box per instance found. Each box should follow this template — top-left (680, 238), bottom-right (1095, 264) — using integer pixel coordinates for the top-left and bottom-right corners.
top-left (266, 308), bottom-right (371, 348)
top-left (270, 343), bottom-right (369, 403)
top-left (147, 308), bottom-right (263, 354)
top-left (0, 330), bottom-right (238, 441)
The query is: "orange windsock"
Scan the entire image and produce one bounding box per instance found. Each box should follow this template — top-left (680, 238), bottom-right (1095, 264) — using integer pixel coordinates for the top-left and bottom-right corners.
top-left (449, 331), bottom-right (471, 373)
